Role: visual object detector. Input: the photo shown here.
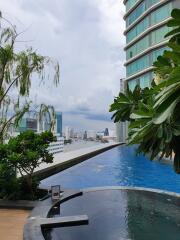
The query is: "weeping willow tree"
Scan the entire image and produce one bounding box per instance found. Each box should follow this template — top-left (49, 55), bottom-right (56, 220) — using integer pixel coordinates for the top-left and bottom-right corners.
top-left (0, 13), bottom-right (60, 142)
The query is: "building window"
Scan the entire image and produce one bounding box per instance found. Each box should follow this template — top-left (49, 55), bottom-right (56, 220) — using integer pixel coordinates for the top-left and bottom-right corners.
top-left (140, 72), bottom-right (152, 88)
top-left (128, 72), bottom-right (152, 91)
top-left (127, 17), bottom-right (149, 43)
top-left (150, 2), bottom-right (172, 25)
top-left (126, 25), bottom-right (171, 60)
top-left (127, 46), bottom-right (168, 77)
top-left (126, 0), bottom-right (138, 12)
top-left (126, 35), bottom-right (149, 60)
top-left (151, 25), bottom-right (170, 45)
top-left (126, 2), bottom-right (172, 43)
top-left (126, 0), bottom-right (160, 27)
top-left (126, 1), bottom-right (146, 27)
top-left (128, 79), bottom-right (138, 91)
top-left (127, 54), bottom-right (150, 76)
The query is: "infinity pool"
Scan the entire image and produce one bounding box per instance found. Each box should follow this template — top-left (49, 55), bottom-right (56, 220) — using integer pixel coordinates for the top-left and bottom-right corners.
top-left (41, 145), bottom-right (180, 193)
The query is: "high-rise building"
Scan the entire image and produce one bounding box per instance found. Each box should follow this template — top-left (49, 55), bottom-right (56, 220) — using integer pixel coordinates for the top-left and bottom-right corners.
top-left (123, 0), bottom-right (180, 90)
top-left (37, 111), bottom-right (63, 136)
top-left (65, 126), bottom-right (71, 140)
top-left (18, 118), bottom-right (37, 132)
top-left (104, 128), bottom-right (109, 136)
top-left (116, 78), bottom-right (128, 143)
top-left (83, 131), bottom-right (88, 140)
top-left (8, 112), bottom-right (64, 154)
top-left (55, 112), bottom-right (62, 136)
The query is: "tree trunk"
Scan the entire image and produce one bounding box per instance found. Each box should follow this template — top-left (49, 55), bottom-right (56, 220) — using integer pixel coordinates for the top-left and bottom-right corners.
top-left (26, 175), bottom-right (34, 199)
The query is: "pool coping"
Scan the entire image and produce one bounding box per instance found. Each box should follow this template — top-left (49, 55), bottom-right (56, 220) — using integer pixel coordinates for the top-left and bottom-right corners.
top-left (82, 186), bottom-right (180, 198)
top-left (0, 199), bottom-right (38, 210)
top-left (23, 186), bottom-right (180, 240)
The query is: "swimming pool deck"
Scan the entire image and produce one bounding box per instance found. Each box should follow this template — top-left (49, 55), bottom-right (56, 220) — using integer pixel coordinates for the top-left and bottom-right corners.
top-left (33, 142), bottom-right (122, 180)
top-left (0, 209), bottom-right (30, 240)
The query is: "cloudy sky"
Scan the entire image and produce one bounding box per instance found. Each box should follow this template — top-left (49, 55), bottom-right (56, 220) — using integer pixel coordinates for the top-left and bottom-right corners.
top-left (0, 0), bottom-right (125, 131)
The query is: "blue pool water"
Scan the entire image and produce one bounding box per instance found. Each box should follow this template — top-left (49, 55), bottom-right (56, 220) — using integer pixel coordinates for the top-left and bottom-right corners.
top-left (41, 145), bottom-right (180, 193)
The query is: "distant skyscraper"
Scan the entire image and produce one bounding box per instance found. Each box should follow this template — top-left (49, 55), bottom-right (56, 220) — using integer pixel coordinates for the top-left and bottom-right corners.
top-left (65, 126), bottom-right (71, 140)
top-left (55, 112), bottom-right (62, 136)
top-left (83, 131), bottom-right (87, 140)
top-left (70, 128), bottom-right (74, 138)
top-left (124, 0), bottom-right (180, 90)
top-left (37, 111), bottom-right (63, 135)
top-left (104, 128), bottom-right (109, 136)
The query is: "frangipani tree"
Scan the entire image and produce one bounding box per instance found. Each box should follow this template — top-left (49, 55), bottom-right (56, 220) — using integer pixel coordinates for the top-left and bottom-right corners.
top-left (110, 9), bottom-right (180, 173)
top-left (0, 14), bottom-right (60, 142)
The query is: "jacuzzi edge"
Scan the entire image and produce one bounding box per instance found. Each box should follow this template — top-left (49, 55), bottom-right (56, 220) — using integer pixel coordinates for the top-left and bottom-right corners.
top-left (23, 186), bottom-right (180, 240)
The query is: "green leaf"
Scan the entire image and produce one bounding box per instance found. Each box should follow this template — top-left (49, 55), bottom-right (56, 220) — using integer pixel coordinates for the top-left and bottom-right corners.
top-left (171, 9), bottom-right (180, 21)
top-left (157, 125), bottom-right (163, 138)
top-left (153, 98), bottom-right (179, 124)
top-left (167, 19), bottom-right (180, 27)
top-left (167, 42), bottom-right (180, 52)
top-left (130, 112), bottom-right (151, 119)
top-left (165, 27), bottom-right (180, 38)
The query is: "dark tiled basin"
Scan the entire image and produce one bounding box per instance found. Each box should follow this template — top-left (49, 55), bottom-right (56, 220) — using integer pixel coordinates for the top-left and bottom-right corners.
top-left (43, 187), bottom-right (180, 240)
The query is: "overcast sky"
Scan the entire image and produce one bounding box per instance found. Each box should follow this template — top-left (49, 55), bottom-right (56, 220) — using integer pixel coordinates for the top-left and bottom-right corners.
top-left (0, 0), bottom-right (125, 131)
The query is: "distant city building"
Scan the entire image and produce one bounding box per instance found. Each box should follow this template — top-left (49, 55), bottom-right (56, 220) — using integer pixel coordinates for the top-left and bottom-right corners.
top-left (75, 132), bottom-right (84, 139)
top-left (55, 112), bottom-right (62, 136)
top-left (87, 130), bottom-right (96, 139)
top-left (104, 128), bottom-right (109, 136)
top-left (96, 131), bottom-right (104, 138)
top-left (18, 118), bottom-right (37, 133)
top-left (108, 130), bottom-right (116, 138)
top-left (70, 128), bottom-right (74, 138)
top-left (37, 111), bottom-right (63, 136)
top-left (102, 130), bottom-right (116, 141)
top-left (124, 0), bottom-right (180, 90)
top-left (48, 134), bottom-right (64, 154)
top-left (8, 111), bottom-right (64, 154)
top-left (65, 126), bottom-right (71, 140)
top-left (83, 131), bottom-right (87, 140)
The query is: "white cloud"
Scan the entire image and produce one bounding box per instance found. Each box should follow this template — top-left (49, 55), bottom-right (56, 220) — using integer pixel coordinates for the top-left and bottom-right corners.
top-left (0, 0), bottom-right (125, 131)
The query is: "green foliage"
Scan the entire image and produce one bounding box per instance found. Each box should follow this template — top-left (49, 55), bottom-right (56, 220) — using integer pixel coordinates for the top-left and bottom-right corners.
top-left (0, 131), bottom-right (56, 199)
top-left (110, 9), bottom-right (180, 174)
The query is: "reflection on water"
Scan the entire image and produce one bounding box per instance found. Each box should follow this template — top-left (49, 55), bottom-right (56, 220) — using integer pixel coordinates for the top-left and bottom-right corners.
top-left (43, 190), bottom-right (180, 240)
top-left (93, 164), bottom-right (106, 173)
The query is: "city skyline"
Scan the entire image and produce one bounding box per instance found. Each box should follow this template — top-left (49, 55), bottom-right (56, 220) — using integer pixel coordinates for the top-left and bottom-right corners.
top-left (0, 0), bottom-right (126, 131)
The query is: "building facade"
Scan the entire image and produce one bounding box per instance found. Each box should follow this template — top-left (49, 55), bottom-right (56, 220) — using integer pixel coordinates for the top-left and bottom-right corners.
top-left (37, 111), bottom-right (63, 137)
top-left (115, 78), bottom-right (128, 143)
top-left (8, 112), bottom-right (64, 154)
top-left (18, 118), bottom-right (37, 133)
top-left (55, 112), bottom-right (63, 136)
top-left (65, 126), bottom-right (74, 140)
top-left (47, 135), bottom-right (64, 154)
top-left (123, 0), bottom-right (180, 90)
